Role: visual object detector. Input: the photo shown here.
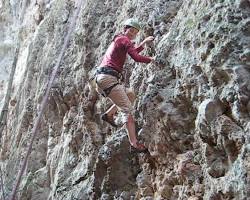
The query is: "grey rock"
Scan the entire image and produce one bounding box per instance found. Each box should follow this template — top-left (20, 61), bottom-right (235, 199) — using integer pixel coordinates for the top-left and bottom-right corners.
top-left (1, 0), bottom-right (249, 200)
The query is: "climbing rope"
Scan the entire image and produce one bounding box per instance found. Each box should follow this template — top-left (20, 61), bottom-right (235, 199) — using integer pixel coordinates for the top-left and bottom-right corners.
top-left (0, 0), bottom-right (29, 199)
top-left (0, 166), bottom-right (5, 200)
top-left (8, 0), bottom-right (84, 199)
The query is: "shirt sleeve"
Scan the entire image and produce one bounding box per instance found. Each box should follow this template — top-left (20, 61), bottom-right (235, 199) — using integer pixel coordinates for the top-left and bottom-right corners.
top-left (134, 45), bottom-right (144, 53)
top-left (125, 40), bottom-right (151, 63)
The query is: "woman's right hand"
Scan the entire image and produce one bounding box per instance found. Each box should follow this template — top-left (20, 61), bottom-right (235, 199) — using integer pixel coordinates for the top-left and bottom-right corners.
top-left (150, 56), bottom-right (156, 63)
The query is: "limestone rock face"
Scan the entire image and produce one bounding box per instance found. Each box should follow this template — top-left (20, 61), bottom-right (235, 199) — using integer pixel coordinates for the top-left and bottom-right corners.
top-left (0, 0), bottom-right (249, 199)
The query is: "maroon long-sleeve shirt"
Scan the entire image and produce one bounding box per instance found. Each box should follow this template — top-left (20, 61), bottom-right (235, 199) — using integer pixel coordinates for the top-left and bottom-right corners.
top-left (100, 34), bottom-right (151, 73)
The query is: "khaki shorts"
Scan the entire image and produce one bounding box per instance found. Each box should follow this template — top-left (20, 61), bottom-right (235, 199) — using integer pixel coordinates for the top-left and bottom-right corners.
top-left (96, 74), bottom-right (134, 117)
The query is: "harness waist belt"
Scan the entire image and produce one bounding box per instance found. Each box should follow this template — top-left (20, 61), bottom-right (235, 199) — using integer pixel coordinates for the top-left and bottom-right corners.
top-left (96, 67), bottom-right (121, 79)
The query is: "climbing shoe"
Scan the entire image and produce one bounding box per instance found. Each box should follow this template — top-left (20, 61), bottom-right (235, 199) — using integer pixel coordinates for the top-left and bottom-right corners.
top-left (130, 142), bottom-right (148, 153)
top-left (101, 113), bottom-right (118, 128)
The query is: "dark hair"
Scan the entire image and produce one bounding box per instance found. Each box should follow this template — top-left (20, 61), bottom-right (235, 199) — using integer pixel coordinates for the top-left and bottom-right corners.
top-left (124, 25), bottom-right (132, 31)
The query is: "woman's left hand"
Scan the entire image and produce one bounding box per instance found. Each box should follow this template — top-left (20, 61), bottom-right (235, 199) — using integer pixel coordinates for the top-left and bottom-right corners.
top-left (143, 36), bottom-right (155, 43)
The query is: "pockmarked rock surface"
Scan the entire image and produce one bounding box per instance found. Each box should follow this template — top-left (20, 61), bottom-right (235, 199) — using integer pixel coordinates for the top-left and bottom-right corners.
top-left (0, 0), bottom-right (249, 199)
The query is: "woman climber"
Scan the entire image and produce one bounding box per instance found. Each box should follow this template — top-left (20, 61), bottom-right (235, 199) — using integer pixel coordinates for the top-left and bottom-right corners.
top-left (95, 18), bottom-right (155, 152)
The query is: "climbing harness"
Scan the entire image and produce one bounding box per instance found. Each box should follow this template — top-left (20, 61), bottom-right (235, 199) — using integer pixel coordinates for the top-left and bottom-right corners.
top-left (8, 0), bottom-right (85, 199)
top-left (96, 67), bottom-right (122, 79)
top-left (100, 82), bottom-right (119, 97)
top-left (95, 67), bottom-right (123, 97)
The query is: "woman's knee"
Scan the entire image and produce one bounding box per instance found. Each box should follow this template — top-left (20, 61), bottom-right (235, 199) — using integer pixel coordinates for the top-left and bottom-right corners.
top-left (126, 88), bottom-right (136, 103)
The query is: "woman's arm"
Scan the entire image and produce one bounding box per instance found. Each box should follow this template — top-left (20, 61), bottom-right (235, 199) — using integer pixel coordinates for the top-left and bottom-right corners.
top-left (139, 36), bottom-right (155, 47)
top-left (135, 36), bottom-right (155, 53)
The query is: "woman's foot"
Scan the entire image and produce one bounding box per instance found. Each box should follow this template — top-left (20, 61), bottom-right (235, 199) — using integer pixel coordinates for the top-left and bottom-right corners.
top-left (101, 113), bottom-right (118, 127)
top-left (130, 142), bottom-right (148, 153)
